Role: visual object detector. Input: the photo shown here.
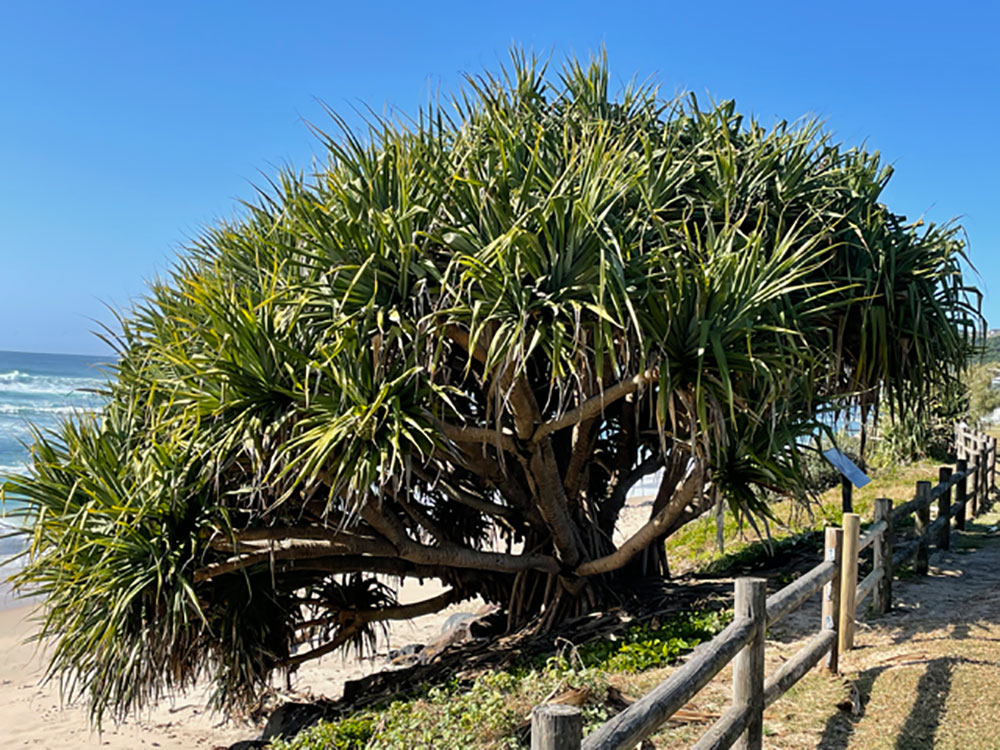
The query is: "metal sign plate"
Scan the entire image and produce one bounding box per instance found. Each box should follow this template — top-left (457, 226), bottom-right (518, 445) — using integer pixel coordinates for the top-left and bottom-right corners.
top-left (822, 448), bottom-right (871, 488)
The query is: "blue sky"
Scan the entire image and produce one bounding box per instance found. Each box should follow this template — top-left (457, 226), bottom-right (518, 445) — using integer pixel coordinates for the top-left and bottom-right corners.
top-left (1, 1), bottom-right (997, 355)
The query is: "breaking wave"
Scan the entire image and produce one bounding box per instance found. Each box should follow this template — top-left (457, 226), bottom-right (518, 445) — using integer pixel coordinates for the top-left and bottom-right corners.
top-left (0, 370), bottom-right (103, 398)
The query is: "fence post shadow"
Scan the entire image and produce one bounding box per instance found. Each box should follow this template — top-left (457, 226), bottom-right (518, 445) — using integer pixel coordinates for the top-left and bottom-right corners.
top-left (815, 657), bottom-right (954, 750)
top-left (815, 665), bottom-right (884, 750)
top-left (893, 656), bottom-right (954, 749)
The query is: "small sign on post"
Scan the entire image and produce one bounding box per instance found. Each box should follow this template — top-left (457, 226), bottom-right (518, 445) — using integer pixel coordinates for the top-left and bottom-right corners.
top-left (822, 448), bottom-right (871, 513)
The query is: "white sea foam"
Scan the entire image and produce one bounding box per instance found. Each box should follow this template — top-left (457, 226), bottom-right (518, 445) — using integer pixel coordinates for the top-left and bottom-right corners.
top-left (0, 422), bottom-right (35, 441)
top-left (0, 403), bottom-right (84, 416)
top-left (0, 370), bottom-right (102, 397)
top-left (0, 519), bottom-right (27, 563)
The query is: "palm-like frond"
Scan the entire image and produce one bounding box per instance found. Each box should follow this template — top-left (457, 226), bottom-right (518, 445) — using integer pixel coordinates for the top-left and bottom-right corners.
top-left (1, 49), bottom-right (980, 722)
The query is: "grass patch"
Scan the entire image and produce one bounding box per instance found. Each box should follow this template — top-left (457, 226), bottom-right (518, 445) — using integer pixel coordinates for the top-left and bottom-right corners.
top-left (667, 459), bottom-right (942, 576)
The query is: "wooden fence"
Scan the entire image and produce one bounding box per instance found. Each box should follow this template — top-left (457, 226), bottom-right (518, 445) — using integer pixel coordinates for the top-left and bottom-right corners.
top-left (530, 425), bottom-right (997, 750)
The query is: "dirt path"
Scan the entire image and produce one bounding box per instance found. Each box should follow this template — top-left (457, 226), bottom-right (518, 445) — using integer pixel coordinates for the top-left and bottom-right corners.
top-left (818, 509), bottom-right (1000, 750)
top-left (617, 508), bottom-right (1000, 749)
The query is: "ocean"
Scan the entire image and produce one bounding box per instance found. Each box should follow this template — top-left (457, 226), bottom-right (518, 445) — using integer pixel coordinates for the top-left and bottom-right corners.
top-left (0, 350), bottom-right (106, 559)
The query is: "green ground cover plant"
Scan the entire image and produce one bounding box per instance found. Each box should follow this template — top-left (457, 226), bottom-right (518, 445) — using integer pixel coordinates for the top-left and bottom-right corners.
top-left (269, 607), bottom-right (730, 749)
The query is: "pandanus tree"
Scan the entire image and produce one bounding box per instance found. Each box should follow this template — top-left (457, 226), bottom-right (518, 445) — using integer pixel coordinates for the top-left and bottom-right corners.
top-left (3, 51), bottom-right (980, 720)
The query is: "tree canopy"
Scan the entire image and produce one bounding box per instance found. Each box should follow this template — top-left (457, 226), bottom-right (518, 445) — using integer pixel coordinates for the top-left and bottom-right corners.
top-left (2, 51), bottom-right (980, 721)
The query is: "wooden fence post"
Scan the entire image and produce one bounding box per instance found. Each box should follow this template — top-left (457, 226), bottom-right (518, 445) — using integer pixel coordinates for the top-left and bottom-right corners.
top-left (987, 438), bottom-right (993, 499)
top-left (531, 705), bottom-right (582, 750)
top-left (839, 514), bottom-right (860, 652)
top-left (979, 441), bottom-right (988, 515)
top-left (990, 437), bottom-right (994, 495)
top-left (873, 498), bottom-right (892, 615)
top-left (823, 527), bottom-right (843, 673)
top-left (984, 440), bottom-right (991, 504)
top-left (841, 475), bottom-right (853, 514)
top-left (733, 578), bottom-right (767, 750)
top-left (915, 481), bottom-right (931, 576)
top-left (938, 467), bottom-right (952, 551)
top-left (990, 437), bottom-right (997, 498)
top-left (972, 442), bottom-right (982, 518)
top-left (955, 459), bottom-right (967, 531)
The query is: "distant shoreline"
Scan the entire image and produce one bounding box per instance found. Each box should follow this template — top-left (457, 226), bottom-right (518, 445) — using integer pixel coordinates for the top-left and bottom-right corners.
top-left (0, 348), bottom-right (109, 360)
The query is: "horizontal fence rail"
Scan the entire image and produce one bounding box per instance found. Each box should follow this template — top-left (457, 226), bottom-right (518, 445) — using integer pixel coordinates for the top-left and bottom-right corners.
top-left (578, 616), bottom-right (756, 749)
top-left (764, 560), bottom-right (837, 628)
top-left (532, 425), bottom-right (997, 750)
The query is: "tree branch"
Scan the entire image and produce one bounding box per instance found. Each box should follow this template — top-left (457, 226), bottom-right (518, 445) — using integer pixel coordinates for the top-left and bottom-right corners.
top-left (528, 441), bottom-right (582, 566)
top-left (600, 451), bottom-right (664, 529)
top-left (505, 374), bottom-right (542, 441)
top-left (210, 526), bottom-right (383, 550)
top-left (363, 589), bottom-right (461, 624)
top-left (360, 500), bottom-right (559, 574)
top-left (278, 622), bottom-right (363, 669)
top-left (563, 416), bottom-right (598, 501)
top-left (392, 491), bottom-right (454, 546)
top-left (450, 448), bottom-right (542, 526)
top-left (574, 460), bottom-right (703, 577)
top-left (194, 536), bottom-right (398, 583)
top-left (276, 555), bottom-right (439, 579)
top-left (445, 324), bottom-right (487, 364)
top-left (411, 464), bottom-right (522, 526)
top-left (279, 589), bottom-right (461, 668)
top-left (440, 422), bottom-right (518, 454)
top-left (532, 370), bottom-right (656, 443)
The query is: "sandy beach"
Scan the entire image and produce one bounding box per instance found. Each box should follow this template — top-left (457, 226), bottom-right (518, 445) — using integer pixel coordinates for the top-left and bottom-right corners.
top-left (0, 598), bottom-right (247, 749)
top-left (0, 580), bottom-right (488, 749)
top-left (0, 497), bottom-right (653, 748)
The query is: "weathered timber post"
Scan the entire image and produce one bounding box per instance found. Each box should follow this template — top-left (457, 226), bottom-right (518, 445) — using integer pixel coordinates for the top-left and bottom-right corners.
top-left (955, 423), bottom-right (966, 461)
top-left (982, 440), bottom-right (990, 509)
top-left (733, 578), bottom-right (767, 750)
top-left (823, 527), bottom-right (844, 673)
top-left (938, 467), bottom-right (952, 551)
top-left (978, 440), bottom-right (988, 516)
top-left (955, 459), bottom-right (968, 531)
top-left (873, 498), bottom-right (893, 615)
top-left (990, 437), bottom-right (995, 497)
top-left (986, 437), bottom-right (993, 498)
top-left (531, 705), bottom-right (582, 750)
top-left (841, 475), bottom-right (853, 513)
top-left (991, 437), bottom-right (997, 498)
top-left (972, 442), bottom-right (982, 518)
top-left (915, 481), bottom-right (931, 576)
top-left (839, 513), bottom-right (860, 652)
top-left (978, 435), bottom-right (991, 500)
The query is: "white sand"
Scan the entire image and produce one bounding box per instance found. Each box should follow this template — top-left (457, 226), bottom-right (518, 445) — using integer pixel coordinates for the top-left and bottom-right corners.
top-left (0, 578), bottom-right (486, 748)
top-left (0, 603), bottom-right (248, 748)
